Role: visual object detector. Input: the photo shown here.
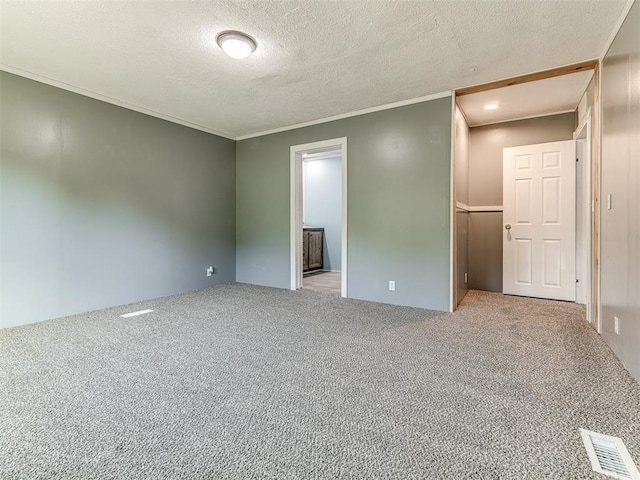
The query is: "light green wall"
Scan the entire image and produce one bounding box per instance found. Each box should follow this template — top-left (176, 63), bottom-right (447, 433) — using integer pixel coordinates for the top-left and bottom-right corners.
top-left (236, 97), bottom-right (453, 311)
top-left (600, 0), bottom-right (640, 383)
top-left (0, 72), bottom-right (237, 328)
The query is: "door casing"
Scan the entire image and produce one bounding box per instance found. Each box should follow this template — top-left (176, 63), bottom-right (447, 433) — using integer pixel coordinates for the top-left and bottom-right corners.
top-left (574, 109), bottom-right (597, 330)
top-left (290, 137), bottom-right (348, 297)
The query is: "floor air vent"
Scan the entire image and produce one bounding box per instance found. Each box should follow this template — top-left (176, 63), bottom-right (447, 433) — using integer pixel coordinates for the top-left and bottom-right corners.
top-left (580, 429), bottom-right (640, 479)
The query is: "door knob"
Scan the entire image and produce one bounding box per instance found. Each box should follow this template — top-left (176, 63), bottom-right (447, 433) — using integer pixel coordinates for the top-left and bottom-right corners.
top-left (505, 224), bottom-right (511, 230)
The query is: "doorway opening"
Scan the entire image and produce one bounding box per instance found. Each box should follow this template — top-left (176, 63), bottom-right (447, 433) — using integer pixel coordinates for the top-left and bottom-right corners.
top-left (290, 137), bottom-right (347, 297)
top-left (453, 60), bottom-right (600, 330)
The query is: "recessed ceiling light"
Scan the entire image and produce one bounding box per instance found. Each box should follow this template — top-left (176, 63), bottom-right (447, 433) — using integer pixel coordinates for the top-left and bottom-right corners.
top-left (216, 31), bottom-right (257, 59)
top-left (483, 104), bottom-right (499, 110)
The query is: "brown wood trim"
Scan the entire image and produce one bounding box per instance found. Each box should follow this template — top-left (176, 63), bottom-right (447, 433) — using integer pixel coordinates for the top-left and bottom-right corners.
top-left (591, 61), bottom-right (600, 331)
top-left (456, 59), bottom-right (599, 96)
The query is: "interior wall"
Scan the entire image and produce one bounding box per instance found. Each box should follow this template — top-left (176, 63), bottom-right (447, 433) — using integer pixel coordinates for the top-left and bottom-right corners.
top-left (0, 72), bottom-right (237, 328)
top-left (454, 104), bottom-right (469, 306)
top-left (303, 157), bottom-right (342, 271)
top-left (237, 97), bottom-right (452, 311)
top-left (467, 112), bottom-right (576, 292)
top-left (600, 0), bottom-right (640, 383)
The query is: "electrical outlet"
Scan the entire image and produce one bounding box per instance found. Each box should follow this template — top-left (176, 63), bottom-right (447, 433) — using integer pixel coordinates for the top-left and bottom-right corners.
top-left (206, 266), bottom-right (214, 277)
top-left (464, 272), bottom-right (468, 284)
top-left (614, 316), bottom-right (620, 335)
top-left (389, 280), bottom-right (395, 291)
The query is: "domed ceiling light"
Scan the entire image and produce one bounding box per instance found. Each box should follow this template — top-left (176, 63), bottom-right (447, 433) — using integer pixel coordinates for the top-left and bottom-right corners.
top-left (216, 31), bottom-right (257, 59)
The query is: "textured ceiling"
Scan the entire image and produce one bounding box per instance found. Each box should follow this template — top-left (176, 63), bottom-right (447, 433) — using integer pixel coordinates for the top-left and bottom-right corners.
top-left (458, 70), bottom-right (595, 126)
top-left (0, 0), bottom-right (627, 139)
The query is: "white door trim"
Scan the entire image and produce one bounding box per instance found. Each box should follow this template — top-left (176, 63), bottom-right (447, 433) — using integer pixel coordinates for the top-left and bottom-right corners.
top-left (450, 94), bottom-right (456, 312)
top-left (574, 109), bottom-right (596, 329)
top-left (290, 137), bottom-right (348, 297)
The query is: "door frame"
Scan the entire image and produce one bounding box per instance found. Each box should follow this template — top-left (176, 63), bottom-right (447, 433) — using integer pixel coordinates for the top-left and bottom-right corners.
top-left (574, 109), bottom-right (597, 330)
top-left (290, 137), bottom-right (348, 297)
top-left (453, 59), bottom-right (601, 331)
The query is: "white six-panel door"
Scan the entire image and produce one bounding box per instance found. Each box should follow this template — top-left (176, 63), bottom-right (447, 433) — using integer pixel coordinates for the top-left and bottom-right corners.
top-left (503, 140), bottom-right (576, 301)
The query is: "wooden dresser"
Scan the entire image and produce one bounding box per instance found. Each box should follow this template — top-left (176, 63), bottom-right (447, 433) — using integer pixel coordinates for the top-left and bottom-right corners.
top-left (303, 227), bottom-right (324, 272)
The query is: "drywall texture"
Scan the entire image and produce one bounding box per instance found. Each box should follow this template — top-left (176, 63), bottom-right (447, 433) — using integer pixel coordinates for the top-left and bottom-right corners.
top-left (0, 72), bottom-right (236, 328)
top-left (237, 98), bottom-right (452, 311)
top-left (454, 105), bottom-right (469, 306)
top-left (0, 1), bottom-right (626, 137)
top-left (304, 157), bottom-right (342, 271)
top-left (600, 1), bottom-right (640, 383)
top-left (468, 213), bottom-right (504, 293)
top-left (467, 113), bottom-right (575, 292)
top-left (456, 211), bottom-right (469, 306)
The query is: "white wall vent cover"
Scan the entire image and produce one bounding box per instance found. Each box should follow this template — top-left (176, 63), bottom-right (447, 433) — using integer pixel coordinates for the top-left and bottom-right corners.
top-left (580, 429), bottom-right (640, 479)
top-left (120, 309), bottom-right (154, 318)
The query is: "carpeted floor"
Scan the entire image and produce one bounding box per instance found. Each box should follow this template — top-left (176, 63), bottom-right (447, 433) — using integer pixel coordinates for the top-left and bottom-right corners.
top-left (1, 285), bottom-right (639, 479)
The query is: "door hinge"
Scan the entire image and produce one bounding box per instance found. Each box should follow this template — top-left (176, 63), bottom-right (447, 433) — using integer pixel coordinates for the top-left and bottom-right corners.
top-left (576, 157), bottom-right (579, 162)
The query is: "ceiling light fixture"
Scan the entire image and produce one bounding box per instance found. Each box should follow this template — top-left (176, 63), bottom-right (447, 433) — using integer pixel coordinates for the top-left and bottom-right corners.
top-left (483, 103), bottom-right (499, 110)
top-left (216, 31), bottom-right (257, 59)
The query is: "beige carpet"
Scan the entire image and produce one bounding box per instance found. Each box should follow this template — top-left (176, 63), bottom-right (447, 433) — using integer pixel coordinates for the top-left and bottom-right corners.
top-left (1, 285), bottom-right (639, 479)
